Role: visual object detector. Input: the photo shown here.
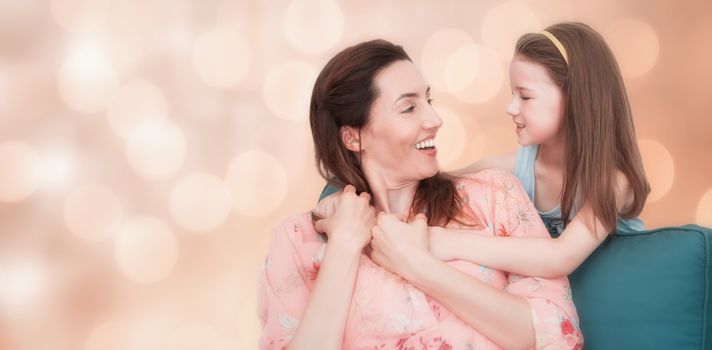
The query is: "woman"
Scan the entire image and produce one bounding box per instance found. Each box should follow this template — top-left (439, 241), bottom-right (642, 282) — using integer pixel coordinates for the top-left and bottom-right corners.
top-left (258, 39), bottom-right (582, 349)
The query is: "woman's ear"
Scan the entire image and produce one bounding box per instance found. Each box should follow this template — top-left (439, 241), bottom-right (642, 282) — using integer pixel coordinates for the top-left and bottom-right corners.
top-left (340, 126), bottom-right (361, 152)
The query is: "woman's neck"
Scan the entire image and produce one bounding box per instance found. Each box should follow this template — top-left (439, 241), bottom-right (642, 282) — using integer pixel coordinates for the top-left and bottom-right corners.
top-left (363, 165), bottom-right (419, 217)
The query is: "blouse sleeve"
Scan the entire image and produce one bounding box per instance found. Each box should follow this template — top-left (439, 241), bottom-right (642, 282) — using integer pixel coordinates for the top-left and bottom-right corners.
top-left (257, 214), bottom-right (324, 349)
top-left (467, 169), bottom-right (584, 349)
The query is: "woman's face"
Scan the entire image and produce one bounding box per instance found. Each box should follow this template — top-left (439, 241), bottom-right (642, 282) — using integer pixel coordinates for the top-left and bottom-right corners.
top-left (506, 54), bottom-right (565, 146)
top-left (358, 60), bottom-right (443, 184)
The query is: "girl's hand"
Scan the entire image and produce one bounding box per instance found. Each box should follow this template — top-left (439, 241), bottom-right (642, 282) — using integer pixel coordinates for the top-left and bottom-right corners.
top-left (313, 185), bottom-right (375, 252)
top-left (370, 213), bottom-right (433, 280)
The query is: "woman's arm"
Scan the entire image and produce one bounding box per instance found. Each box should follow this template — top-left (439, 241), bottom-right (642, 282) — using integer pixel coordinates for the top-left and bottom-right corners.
top-left (259, 186), bottom-right (374, 350)
top-left (286, 242), bottom-right (362, 350)
top-left (370, 214), bottom-right (535, 350)
top-left (408, 253), bottom-right (537, 349)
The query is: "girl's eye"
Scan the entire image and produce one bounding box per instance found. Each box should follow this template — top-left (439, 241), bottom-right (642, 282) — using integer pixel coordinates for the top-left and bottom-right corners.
top-left (427, 98), bottom-right (434, 105)
top-left (402, 104), bottom-right (415, 113)
top-left (521, 96), bottom-right (532, 101)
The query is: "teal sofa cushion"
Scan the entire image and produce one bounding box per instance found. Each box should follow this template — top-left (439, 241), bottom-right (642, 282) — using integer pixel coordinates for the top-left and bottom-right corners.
top-left (319, 183), bottom-right (339, 200)
top-left (570, 225), bottom-right (712, 349)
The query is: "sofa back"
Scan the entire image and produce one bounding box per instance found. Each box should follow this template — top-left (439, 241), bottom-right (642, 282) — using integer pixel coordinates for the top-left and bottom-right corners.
top-left (569, 225), bottom-right (712, 349)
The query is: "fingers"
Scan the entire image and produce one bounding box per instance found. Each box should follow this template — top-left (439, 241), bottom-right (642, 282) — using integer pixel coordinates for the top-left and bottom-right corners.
top-left (314, 218), bottom-right (327, 233)
top-left (369, 250), bottom-right (384, 266)
top-left (328, 199), bottom-right (337, 217)
top-left (376, 212), bottom-right (402, 226)
top-left (310, 210), bottom-right (324, 223)
top-left (343, 184), bottom-right (356, 194)
top-left (369, 227), bottom-right (382, 256)
top-left (370, 225), bottom-right (382, 240)
top-left (340, 185), bottom-right (368, 205)
top-left (414, 213), bottom-right (428, 224)
top-left (358, 191), bottom-right (371, 202)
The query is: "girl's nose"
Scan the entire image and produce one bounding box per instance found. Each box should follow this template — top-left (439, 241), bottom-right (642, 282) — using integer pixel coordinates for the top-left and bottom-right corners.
top-left (505, 95), bottom-right (519, 116)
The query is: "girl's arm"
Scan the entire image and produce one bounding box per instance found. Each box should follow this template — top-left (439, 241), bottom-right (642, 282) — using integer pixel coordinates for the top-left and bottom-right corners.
top-left (429, 205), bottom-right (606, 277)
top-left (429, 170), bottom-right (632, 278)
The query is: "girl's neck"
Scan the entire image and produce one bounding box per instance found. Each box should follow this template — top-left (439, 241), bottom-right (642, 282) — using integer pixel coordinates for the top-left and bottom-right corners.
top-left (537, 137), bottom-right (565, 169)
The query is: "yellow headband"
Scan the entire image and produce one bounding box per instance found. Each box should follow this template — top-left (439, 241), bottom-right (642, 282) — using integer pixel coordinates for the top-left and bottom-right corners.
top-left (540, 30), bottom-right (569, 65)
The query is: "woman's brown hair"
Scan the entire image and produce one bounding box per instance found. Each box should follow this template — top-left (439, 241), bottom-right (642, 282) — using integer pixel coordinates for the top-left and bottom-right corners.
top-left (515, 22), bottom-right (650, 232)
top-left (310, 39), bottom-right (472, 227)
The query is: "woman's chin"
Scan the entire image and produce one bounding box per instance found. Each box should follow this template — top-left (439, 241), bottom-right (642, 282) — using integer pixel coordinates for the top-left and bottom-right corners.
top-left (419, 165), bottom-right (440, 180)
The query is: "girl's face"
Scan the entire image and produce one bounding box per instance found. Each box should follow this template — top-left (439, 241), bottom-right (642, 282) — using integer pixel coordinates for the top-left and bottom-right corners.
top-left (506, 54), bottom-right (565, 146)
top-left (358, 60), bottom-right (443, 185)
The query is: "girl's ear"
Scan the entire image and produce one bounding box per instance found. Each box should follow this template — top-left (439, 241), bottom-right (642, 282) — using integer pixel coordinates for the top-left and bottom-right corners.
top-left (340, 126), bottom-right (361, 152)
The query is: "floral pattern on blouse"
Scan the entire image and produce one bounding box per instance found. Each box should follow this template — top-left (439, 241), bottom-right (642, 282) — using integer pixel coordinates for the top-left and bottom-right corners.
top-left (258, 169), bottom-right (583, 349)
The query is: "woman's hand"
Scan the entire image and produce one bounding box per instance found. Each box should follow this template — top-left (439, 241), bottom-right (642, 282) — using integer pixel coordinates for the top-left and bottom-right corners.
top-left (312, 190), bottom-right (341, 221)
top-left (314, 185), bottom-right (375, 253)
top-left (369, 213), bottom-right (434, 280)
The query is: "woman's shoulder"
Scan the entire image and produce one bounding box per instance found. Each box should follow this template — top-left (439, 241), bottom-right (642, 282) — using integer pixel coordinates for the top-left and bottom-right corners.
top-left (450, 169), bottom-right (523, 214)
top-left (452, 168), bottom-right (520, 192)
top-left (270, 212), bottom-right (324, 248)
top-left (449, 168), bottom-right (533, 232)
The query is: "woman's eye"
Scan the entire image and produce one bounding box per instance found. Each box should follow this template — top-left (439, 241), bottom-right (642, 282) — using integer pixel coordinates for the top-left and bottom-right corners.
top-left (427, 98), bottom-right (434, 105)
top-left (402, 104), bottom-right (415, 113)
top-left (521, 96), bottom-right (532, 101)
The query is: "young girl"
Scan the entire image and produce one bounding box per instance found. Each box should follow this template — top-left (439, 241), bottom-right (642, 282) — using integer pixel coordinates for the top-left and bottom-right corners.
top-left (315, 22), bottom-right (650, 278)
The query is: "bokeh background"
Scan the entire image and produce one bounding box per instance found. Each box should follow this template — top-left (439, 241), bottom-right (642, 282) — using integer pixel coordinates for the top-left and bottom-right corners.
top-left (0, 0), bottom-right (710, 349)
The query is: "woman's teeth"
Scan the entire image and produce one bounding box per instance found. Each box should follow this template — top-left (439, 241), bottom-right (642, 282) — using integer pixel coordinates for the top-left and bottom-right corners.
top-left (415, 139), bottom-right (435, 150)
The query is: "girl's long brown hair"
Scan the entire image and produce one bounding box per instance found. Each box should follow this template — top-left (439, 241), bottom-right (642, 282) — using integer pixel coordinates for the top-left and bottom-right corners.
top-left (515, 22), bottom-right (650, 232)
top-left (310, 39), bottom-right (473, 227)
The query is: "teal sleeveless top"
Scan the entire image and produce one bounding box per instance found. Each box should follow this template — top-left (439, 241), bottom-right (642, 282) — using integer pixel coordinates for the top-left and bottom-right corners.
top-left (513, 145), bottom-right (644, 238)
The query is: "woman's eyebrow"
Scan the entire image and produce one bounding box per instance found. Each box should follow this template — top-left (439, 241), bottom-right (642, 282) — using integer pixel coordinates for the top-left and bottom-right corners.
top-left (394, 86), bottom-right (431, 104)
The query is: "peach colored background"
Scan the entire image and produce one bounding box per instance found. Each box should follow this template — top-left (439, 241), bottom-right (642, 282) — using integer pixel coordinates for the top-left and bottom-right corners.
top-left (0, 0), bottom-right (710, 349)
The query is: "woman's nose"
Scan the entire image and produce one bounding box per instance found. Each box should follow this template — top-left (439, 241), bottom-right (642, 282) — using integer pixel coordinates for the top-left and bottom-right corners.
top-left (423, 109), bottom-right (443, 130)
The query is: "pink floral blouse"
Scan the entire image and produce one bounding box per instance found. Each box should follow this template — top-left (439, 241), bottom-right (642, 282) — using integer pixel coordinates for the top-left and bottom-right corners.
top-left (258, 169), bottom-right (583, 349)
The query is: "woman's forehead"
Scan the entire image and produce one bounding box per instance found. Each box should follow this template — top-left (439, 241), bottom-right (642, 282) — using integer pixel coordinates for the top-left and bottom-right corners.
top-left (373, 60), bottom-right (429, 100)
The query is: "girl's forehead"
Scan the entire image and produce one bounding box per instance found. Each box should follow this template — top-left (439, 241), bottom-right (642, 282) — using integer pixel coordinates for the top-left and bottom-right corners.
top-left (510, 57), bottom-right (556, 86)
